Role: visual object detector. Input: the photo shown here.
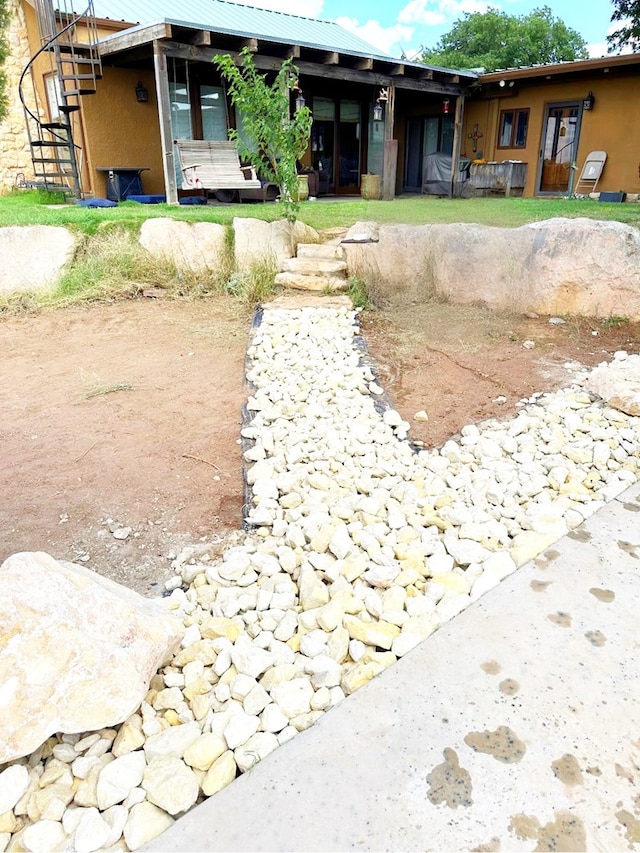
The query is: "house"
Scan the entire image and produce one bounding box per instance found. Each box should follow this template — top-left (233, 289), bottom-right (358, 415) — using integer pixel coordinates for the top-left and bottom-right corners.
top-left (2, 0), bottom-right (477, 201)
top-left (464, 54), bottom-right (640, 199)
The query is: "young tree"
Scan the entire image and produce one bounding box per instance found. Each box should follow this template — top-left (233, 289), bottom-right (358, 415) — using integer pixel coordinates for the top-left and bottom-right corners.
top-left (0, 0), bottom-right (9, 123)
top-left (421, 5), bottom-right (588, 72)
top-left (607, 0), bottom-right (640, 51)
top-left (214, 48), bottom-right (313, 221)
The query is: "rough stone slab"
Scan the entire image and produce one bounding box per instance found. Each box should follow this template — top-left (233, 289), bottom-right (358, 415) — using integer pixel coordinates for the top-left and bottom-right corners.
top-left (274, 272), bottom-right (349, 292)
top-left (0, 552), bottom-right (183, 763)
top-left (0, 226), bottom-right (75, 294)
top-left (584, 354), bottom-right (640, 415)
top-left (281, 257), bottom-right (347, 276)
top-left (262, 294), bottom-right (353, 310)
top-left (297, 244), bottom-right (346, 260)
top-left (143, 484), bottom-right (640, 853)
top-left (234, 219), bottom-right (319, 273)
top-left (341, 221), bottom-right (380, 243)
top-left (139, 219), bottom-right (227, 275)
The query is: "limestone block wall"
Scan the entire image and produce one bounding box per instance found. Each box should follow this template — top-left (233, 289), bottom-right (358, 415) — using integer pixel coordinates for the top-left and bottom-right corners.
top-left (0, 0), bottom-right (37, 192)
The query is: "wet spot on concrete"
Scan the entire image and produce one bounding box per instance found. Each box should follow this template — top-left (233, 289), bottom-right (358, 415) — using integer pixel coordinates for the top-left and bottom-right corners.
top-left (568, 528), bottom-right (591, 542)
top-left (616, 810), bottom-right (640, 847)
top-left (618, 541), bottom-right (639, 560)
top-left (586, 766), bottom-right (602, 776)
top-left (623, 502), bottom-right (640, 512)
top-left (551, 754), bottom-right (584, 786)
top-left (509, 813), bottom-right (539, 841)
top-left (585, 630), bottom-right (607, 646)
top-left (499, 678), bottom-right (520, 696)
top-left (426, 747), bottom-right (473, 809)
top-left (471, 838), bottom-right (501, 852)
top-left (548, 611), bottom-right (572, 627)
top-left (530, 579), bottom-right (552, 592)
top-left (481, 660), bottom-right (501, 675)
top-left (616, 763), bottom-right (635, 783)
top-left (464, 726), bottom-right (526, 764)
top-left (544, 549), bottom-right (561, 562)
top-left (590, 587), bottom-right (615, 603)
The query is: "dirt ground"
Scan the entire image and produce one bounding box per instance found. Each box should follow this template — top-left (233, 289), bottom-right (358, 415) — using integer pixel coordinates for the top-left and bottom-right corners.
top-left (1, 293), bottom-right (638, 595)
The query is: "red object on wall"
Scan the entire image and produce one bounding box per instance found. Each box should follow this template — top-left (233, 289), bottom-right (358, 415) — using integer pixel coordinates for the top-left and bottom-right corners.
top-left (442, 98), bottom-right (450, 114)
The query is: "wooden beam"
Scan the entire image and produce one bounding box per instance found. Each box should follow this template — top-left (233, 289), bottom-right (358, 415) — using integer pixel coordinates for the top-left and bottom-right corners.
top-left (100, 23), bottom-right (172, 55)
top-left (162, 42), bottom-right (469, 95)
top-left (323, 52), bottom-right (339, 65)
top-left (153, 42), bottom-right (178, 205)
top-left (450, 94), bottom-right (465, 198)
top-left (190, 31), bottom-right (211, 46)
top-left (382, 140), bottom-right (398, 201)
top-left (354, 57), bottom-right (373, 70)
top-left (287, 45), bottom-right (300, 59)
top-left (419, 69), bottom-right (434, 80)
top-left (390, 64), bottom-right (405, 76)
top-left (241, 37), bottom-right (258, 52)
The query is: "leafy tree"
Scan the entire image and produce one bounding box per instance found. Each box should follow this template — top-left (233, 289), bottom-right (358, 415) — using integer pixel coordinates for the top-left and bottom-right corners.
top-left (607, 0), bottom-right (640, 51)
top-left (0, 0), bottom-right (9, 123)
top-left (214, 48), bottom-right (313, 221)
top-left (421, 6), bottom-right (588, 72)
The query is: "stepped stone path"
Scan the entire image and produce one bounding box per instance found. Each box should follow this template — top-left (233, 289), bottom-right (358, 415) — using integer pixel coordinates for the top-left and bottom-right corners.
top-left (275, 242), bottom-right (349, 292)
top-left (2, 295), bottom-right (640, 851)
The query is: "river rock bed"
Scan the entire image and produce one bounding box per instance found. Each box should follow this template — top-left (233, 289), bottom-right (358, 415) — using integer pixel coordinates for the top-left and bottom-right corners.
top-left (1, 302), bottom-right (639, 852)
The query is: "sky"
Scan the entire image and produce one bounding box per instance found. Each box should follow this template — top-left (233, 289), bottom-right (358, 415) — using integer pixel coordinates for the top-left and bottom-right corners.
top-left (229, 0), bottom-right (623, 60)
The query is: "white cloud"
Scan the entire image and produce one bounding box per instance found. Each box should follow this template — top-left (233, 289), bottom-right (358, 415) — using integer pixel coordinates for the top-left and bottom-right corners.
top-left (334, 15), bottom-right (414, 56)
top-left (399, 0), bottom-right (496, 26)
top-left (228, 0), bottom-right (325, 16)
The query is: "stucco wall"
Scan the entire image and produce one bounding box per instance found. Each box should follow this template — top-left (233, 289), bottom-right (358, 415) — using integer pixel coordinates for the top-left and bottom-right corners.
top-left (81, 67), bottom-right (164, 197)
top-left (0, 0), bottom-right (38, 191)
top-left (463, 72), bottom-right (640, 198)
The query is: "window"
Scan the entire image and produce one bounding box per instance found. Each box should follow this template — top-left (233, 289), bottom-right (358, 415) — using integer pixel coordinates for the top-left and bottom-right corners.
top-left (498, 108), bottom-right (529, 148)
top-left (44, 73), bottom-right (63, 122)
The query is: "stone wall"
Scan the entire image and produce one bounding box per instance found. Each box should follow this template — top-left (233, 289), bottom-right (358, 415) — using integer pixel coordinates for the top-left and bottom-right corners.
top-left (0, 0), bottom-right (37, 192)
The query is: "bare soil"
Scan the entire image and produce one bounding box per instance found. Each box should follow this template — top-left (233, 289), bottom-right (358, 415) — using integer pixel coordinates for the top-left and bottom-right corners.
top-left (1, 294), bottom-right (637, 595)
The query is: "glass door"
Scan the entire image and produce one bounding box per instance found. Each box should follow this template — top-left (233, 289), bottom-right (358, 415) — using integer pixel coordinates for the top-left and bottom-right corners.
top-left (538, 103), bottom-right (581, 194)
top-left (338, 99), bottom-right (361, 193)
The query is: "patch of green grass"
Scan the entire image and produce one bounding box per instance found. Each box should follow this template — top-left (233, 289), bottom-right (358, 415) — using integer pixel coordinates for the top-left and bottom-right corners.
top-left (346, 276), bottom-right (371, 309)
top-left (600, 314), bottom-right (630, 328)
top-left (224, 258), bottom-right (277, 304)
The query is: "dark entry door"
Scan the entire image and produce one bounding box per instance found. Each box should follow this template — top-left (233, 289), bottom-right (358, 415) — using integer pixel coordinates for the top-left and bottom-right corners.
top-left (538, 103), bottom-right (581, 194)
top-left (311, 97), bottom-right (362, 194)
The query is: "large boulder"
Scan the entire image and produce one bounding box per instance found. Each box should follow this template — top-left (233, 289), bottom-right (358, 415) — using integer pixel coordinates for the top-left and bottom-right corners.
top-left (139, 219), bottom-right (227, 275)
top-left (0, 552), bottom-right (183, 763)
top-left (0, 225), bottom-right (75, 294)
top-left (584, 353), bottom-right (640, 415)
top-left (233, 217), bottom-right (319, 273)
top-left (343, 217), bottom-right (640, 318)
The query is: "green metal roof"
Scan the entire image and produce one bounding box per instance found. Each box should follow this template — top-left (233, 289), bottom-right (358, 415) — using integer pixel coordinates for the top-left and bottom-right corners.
top-left (92, 0), bottom-right (395, 61)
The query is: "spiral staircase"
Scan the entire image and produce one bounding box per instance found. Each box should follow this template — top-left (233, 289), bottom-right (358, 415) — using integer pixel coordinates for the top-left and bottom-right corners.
top-left (19, 0), bottom-right (102, 198)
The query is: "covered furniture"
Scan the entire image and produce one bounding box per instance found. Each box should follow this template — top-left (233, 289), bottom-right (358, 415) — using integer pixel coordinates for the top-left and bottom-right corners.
top-left (422, 152), bottom-right (471, 195)
top-left (174, 140), bottom-right (278, 202)
top-left (96, 167), bottom-right (149, 201)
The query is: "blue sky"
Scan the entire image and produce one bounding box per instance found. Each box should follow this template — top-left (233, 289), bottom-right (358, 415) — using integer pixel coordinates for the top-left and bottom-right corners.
top-left (231, 0), bottom-right (621, 60)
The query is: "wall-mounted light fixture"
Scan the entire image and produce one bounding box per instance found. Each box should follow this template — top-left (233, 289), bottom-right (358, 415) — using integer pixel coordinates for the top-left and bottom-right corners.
top-left (583, 91), bottom-right (595, 110)
top-left (135, 81), bottom-right (148, 103)
top-left (373, 86), bottom-right (389, 121)
top-left (292, 79), bottom-right (306, 112)
top-left (442, 97), bottom-right (450, 115)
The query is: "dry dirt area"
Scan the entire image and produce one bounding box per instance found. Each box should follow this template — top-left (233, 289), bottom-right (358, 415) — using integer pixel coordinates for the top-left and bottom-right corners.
top-left (1, 294), bottom-right (638, 595)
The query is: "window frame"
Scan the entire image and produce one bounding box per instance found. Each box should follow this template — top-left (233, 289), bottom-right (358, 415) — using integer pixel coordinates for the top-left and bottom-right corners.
top-left (497, 108), bottom-right (529, 149)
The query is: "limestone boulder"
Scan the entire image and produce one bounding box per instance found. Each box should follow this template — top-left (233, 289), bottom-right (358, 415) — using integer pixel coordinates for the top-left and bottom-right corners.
top-left (342, 217), bottom-right (640, 318)
top-left (139, 218), bottom-right (227, 274)
top-left (233, 217), bottom-right (319, 273)
top-left (0, 552), bottom-right (183, 763)
top-left (584, 353), bottom-right (640, 415)
top-left (0, 226), bottom-right (76, 294)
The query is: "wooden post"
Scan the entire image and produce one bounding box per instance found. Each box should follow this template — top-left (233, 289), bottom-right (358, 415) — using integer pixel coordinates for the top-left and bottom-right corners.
top-left (153, 41), bottom-right (178, 204)
top-left (382, 84), bottom-right (396, 200)
top-left (450, 93), bottom-right (465, 198)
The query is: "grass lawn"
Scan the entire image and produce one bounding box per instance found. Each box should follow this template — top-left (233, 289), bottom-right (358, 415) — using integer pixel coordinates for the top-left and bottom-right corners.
top-left (1, 189), bottom-right (639, 234)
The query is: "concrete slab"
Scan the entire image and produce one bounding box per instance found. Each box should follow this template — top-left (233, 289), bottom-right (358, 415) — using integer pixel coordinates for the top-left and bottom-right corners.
top-left (145, 484), bottom-right (640, 852)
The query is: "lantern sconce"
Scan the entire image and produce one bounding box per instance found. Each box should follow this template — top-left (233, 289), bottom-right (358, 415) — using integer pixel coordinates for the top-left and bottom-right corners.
top-left (135, 81), bottom-right (149, 103)
top-left (373, 87), bottom-right (389, 121)
top-left (442, 97), bottom-right (450, 115)
top-left (293, 79), bottom-right (306, 112)
top-left (583, 91), bottom-right (595, 111)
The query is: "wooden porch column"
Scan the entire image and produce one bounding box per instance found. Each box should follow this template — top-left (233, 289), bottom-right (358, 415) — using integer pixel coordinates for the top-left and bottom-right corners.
top-left (153, 41), bottom-right (178, 204)
top-left (382, 84), bottom-right (397, 201)
top-left (450, 93), bottom-right (465, 198)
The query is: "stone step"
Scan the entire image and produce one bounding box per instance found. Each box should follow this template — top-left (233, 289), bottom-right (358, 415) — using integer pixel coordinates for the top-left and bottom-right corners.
top-left (274, 272), bottom-right (349, 293)
top-left (296, 243), bottom-right (346, 261)
top-left (281, 257), bottom-right (348, 276)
